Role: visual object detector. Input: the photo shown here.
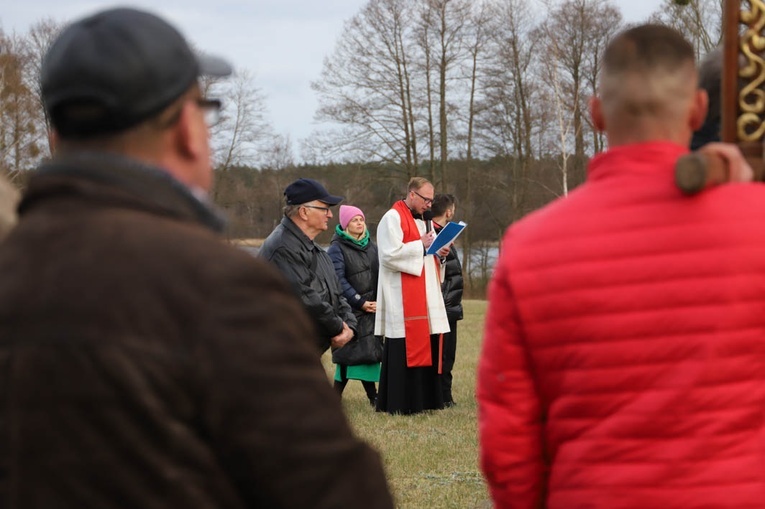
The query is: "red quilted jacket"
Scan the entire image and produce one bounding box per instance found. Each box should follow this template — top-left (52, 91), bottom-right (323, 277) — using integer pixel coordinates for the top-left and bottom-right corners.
top-left (478, 142), bottom-right (765, 509)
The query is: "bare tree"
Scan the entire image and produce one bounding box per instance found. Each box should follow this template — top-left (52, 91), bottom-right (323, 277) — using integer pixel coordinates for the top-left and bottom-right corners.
top-left (210, 69), bottom-right (273, 172)
top-left (478, 0), bottom-right (539, 202)
top-left (547, 52), bottom-right (574, 196)
top-left (538, 0), bottom-right (623, 190)
top-left (648, 0), bottom-right (723, 58)
top-left (0, 20), bottom-right (62, 177)
top-left (417, 0), bottom-right (470, 188)
top-left (261, 133), bottom-right (296, 171)
top-left (582, 3), bottom-right (622, 155)
top-left (413, 1), bottom-right (438, 181)
top-left (0, 30), bottom-right (43, 178)
top-left (456, 0), bottom-right (492, 287)
top-left (311, 0), bottom-right (424, 178)
top-left (23, 18), bottom-right (63, 156)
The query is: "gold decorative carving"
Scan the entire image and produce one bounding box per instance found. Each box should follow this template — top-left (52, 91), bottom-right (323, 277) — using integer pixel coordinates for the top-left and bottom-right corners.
top-left (738, 0), bottom-right (765, 141)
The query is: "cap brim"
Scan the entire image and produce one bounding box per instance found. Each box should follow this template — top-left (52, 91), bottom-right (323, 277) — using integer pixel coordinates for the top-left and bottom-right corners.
top-left (196, 52), bottom-right (233, 77)
top-left (320, 195), bottom-right (344, 206)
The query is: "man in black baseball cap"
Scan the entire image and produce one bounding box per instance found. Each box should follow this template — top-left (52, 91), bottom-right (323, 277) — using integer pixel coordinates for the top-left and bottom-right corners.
top-left (260, 178), bottom-right (356, 354)
top-left (0, 7), bottom-right (394, 509)
top-left (42, 7), bottom-right (232, 139)
top-left (284, 178), bottom-right (343, 206)
top-left (40, 6), bottom-right (232, 194)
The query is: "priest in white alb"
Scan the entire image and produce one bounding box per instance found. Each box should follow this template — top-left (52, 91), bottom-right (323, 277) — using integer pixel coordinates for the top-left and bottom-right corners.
top-left (374, 176), bottom-right (452, 415)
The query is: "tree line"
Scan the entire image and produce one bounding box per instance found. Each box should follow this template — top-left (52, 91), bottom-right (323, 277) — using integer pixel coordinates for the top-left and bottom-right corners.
top-left (1, 0), bottom-right (722, 293)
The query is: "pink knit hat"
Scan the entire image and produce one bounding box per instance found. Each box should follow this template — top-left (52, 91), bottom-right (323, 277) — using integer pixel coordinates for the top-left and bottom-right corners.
top-left (339, 205), bottom-right (365, 230)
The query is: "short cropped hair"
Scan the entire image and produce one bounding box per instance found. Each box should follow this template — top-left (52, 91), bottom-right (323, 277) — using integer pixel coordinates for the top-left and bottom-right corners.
top-left (284, 204), bottom-right (301, 219)
top-left (408, 177), bottom-right (431, 192)
top-left (600, 24), bottom-right (697, 122)
top-left (431, 194), bottom-right (456, 217)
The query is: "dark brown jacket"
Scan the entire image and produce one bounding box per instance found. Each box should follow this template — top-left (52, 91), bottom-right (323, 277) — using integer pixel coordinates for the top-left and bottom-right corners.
top-left (0, 153), bottom-right (393, 509)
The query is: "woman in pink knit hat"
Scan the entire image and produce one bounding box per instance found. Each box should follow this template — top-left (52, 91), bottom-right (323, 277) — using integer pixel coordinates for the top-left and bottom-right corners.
top-left (327, 205), bottom-right (381, 405)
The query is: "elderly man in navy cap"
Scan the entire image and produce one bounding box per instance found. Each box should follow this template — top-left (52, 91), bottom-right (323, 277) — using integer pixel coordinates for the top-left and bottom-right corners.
top-left (0, 8), bottom-right (392, 509)
top-left (260, 178), bottom-right (357, 353)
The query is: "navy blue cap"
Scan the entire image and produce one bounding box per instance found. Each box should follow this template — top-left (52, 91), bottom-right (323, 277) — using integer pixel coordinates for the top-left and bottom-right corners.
top-left (41, 7), bottom-right (233, 138)
top-left (284, 178), bottom-right (343, 206)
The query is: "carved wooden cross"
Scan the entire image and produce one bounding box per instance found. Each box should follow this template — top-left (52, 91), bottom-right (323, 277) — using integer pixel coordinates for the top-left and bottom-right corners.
top-left (722, 0), bottom-right (765, 174)
top-left (675, 0), bottom-right (765, 193)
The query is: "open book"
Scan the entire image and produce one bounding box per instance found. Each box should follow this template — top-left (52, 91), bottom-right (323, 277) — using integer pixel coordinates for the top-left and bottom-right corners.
top-left (426, 221), bottom-right (467, 255)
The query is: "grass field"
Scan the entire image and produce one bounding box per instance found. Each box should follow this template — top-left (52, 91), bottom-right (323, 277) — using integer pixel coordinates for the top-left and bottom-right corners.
top-left (321, 300), bottom-right (492, 509)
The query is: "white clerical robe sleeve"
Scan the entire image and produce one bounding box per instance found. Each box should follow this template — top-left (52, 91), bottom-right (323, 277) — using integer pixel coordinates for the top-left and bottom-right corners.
top-left (377, 209), bottom-right (424, 276)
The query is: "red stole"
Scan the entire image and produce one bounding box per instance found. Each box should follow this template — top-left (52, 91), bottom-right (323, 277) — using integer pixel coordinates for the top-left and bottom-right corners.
top-left (392, 200), bottom-right (433, 368)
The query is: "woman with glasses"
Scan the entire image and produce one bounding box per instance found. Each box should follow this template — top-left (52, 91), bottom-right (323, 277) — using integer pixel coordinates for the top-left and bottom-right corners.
top-left (327, 205), bottom-right (381, 406)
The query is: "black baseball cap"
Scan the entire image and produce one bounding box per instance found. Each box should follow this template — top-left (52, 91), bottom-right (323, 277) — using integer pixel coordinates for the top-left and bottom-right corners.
top-left (284, 178), bottom-right (343, 206)
top-left (41, 7), bottom-right (233, 138)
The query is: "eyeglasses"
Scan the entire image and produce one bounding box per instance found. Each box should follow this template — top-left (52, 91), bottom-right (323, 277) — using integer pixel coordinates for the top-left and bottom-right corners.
top-left (196, 98), bottom-right (222, 127)
top-left (413, 190), bottom-right (434, 205)
top-left (302, 204), bottom-right (332, 216)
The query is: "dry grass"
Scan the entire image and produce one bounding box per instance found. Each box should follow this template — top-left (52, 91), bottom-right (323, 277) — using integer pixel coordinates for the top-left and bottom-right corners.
top-left (321, 300), bottom-right (492, 509)
top-left (230, 238), bottom-right (265, 247)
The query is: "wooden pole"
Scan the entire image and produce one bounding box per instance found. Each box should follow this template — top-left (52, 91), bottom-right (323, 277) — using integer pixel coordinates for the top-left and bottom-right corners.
top-left (721, 0), bottom-right (740, 143)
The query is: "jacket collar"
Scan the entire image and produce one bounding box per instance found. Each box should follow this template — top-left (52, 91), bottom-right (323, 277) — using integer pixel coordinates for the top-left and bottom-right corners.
top-left (22, 152), bottom-right (226, 233)
top-left (280, 215), bottom-right (321, 251)
top-left (588, 141), bottom-right (688, 182)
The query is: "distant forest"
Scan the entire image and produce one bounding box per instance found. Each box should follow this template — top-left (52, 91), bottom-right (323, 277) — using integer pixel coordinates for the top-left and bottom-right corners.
top-left (213, 153), bottom-right (585, 294)
top-left (214, 157), bottom-right (584, 241)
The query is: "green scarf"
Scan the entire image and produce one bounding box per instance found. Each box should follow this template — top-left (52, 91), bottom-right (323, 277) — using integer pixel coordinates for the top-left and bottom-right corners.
top-left (335, 224), bottom-right (370, 248)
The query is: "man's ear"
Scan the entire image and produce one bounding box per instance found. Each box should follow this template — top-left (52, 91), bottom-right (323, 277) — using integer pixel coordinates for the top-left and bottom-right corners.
top-left (590, 96), bottom-right (605, 132)
top-left (163, 100), bottom-right (214, 191)
top-left (690, 89), bottom-right (709, 132)
top-left (173, 101), bottom-right (205, 160)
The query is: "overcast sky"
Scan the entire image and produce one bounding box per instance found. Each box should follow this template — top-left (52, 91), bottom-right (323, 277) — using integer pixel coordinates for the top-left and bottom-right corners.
top-left (3, 0), bottom-right (664, 147)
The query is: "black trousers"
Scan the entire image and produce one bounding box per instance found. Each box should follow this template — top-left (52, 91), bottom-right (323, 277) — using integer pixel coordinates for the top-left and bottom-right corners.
top-left (376, 335), bottom-right (444, 415)
top-left (441, 318), bottom-right (458, 403)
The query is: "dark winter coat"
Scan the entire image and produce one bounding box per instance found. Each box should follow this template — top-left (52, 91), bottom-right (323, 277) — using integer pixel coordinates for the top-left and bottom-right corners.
top-left (435, 222), bottom-right (464, 321)
top-left (327, 232), bottom-right (379, 347)
top-left (259, 217), bottom-right (357, 353)
top-left (0, 153), bottom-right (392, 509)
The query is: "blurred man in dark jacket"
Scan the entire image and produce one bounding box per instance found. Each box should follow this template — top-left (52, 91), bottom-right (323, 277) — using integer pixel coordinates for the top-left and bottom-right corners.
top-left (690, 47), bottom-right (722, 150)
top-left (259, 178), bottom-right (356, 353)
top-left (431, 194), bottom-right (464, 406)
top-left (0, 8), bottom-right (392, 509)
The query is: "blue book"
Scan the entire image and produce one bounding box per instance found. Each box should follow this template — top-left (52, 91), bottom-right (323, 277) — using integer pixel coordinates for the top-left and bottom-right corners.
top-left (426, 221), bottom-right (467, 255)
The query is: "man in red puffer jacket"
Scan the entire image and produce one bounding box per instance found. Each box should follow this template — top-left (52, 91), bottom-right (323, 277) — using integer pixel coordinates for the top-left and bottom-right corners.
top-left (478, 24), bottom-right (765, 509)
